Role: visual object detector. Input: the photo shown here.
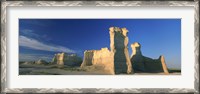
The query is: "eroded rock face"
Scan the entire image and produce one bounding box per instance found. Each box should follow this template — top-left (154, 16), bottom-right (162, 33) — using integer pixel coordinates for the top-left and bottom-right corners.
top-left (52, 53), bottom-right (65, 65)
top-left (160, 55), bottom-right (169, 74)
top-left (80, 50), bottom-right (94, 67)
top-left (130, 42), bottom-right (169, 74)
top-left (81, 27), bottom-right (133, 74)
top-left (52, 53), bottom-right (82, 66)
top-left (81, 27), bottom-right (169, 74)
top-left (109, 27), bottom-right (132, 74)
top-left (57, 53), bottom-right (65, 65)
top-left (81, 48), bottom-right (114, 74)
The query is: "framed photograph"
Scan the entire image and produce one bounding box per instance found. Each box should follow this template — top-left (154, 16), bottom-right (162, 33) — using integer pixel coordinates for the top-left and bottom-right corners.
top-left (1, 0), bottom-right (199, 93)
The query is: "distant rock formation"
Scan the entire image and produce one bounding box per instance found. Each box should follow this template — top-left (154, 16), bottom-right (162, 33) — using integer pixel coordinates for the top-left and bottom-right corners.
top-left (52, 53), bottom-right (65, 65)
top-left (81, 27), bottom-right (133, 74)
top-left (80, 50), bottom-right (94, 66)
top-left (35, 59), bottom-right (48, 65)
top-left (130, 42), bottom-right (169, 74)
top-left (22, 61), bottom-right (34, 65)
top-left (52, 53), bottom-right (82, 66)
top-left (81, 48), bottom-right (114, 74)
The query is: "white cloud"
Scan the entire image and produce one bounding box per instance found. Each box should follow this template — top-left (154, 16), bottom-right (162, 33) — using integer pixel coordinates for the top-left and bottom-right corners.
top-left (19, 36), bottom-right (75, 53)
top-left (20, 29), bottom-right (52, 41)
top-left (20, 29), bottom-right (39, 37)
top-left (19, 53), bottom-right (53, 62)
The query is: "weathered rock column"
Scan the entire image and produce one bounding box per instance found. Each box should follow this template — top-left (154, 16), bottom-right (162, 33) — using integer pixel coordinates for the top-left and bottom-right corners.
top-left (56, 53), bottom-right (64, 65)
top-left (160, 56), bottom-right (169, 74)
top-left (131, 42), bottom-right (142, 57)
top-left (80, 50), bottom-right (94, 67)
top-left (130, 42), bottom-right (146, 72)
top-left (122, 28), bottom-right (133, 74)
top-left (109, 27), bottom-right (133, 74)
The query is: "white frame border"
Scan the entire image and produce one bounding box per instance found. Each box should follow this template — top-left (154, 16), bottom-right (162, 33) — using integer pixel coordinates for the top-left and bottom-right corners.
top-left (1, 1), bottom-right (199, 93)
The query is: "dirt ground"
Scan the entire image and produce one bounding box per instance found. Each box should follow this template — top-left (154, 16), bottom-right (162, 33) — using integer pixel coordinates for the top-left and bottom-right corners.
top-left (19, 64), bottom-right (181, 75)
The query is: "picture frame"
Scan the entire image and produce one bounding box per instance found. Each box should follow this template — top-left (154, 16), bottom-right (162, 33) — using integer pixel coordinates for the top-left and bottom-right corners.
top-left (1, 0), bottom-right (199, 93)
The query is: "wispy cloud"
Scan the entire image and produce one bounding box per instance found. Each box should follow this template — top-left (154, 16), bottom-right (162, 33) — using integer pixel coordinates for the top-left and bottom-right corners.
top-left (19, 53), bottom-right (53, 62)
top-left (20, 29), bottom-right (52, 41)
top-left (20, 29), bottom-right (39, 38)
top-left (19, 36), bottom-right (75, 53)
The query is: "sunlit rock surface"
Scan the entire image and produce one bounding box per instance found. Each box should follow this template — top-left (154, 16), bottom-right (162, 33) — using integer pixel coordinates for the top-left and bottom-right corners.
top-left (52, 53), bottom-right (82, 66)
top-left (130, 42), bottom-right (169, 74)
top-left (81, 48), bottom-right (114, 74)
top-left (81, 27), bottom-right (133, 74)
top-left (81, 27), bottom-right (170, 74)
top-left (52, 53), bottom-right (65, 65)
top-left (80, 50), bottom-right (94, 67)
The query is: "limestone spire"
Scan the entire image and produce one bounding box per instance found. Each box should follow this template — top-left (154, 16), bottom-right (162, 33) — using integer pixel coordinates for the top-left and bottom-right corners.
top-left (109, 27), bottom-right (133, 74)
top-left (131, 42), bottom-right (142, 57)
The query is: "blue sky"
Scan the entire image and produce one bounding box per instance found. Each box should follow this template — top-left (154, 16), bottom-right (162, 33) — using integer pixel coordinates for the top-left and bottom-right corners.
top-left (19, 19), bottom-right (181, 69)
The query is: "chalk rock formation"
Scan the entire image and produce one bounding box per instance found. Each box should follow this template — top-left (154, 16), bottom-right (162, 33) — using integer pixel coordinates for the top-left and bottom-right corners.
top-left (22, 61), bottom-right (34, 65)
top-left (80, 50), bottom-right (94, 67)
top-left (81, 27), bottom-right (133, 74)
top-left (35, 59), bottom-right (48, 65)
top-left (130, 42), bottom-right (169, 74)
top-left (52, 53), bottom-right (65, 65)
top-left (81, 48), bottom-right (114, 74)
top-left (52, 53), bottom-right (82, 66)
top-left (109, 27), bottom-right (132, 74)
